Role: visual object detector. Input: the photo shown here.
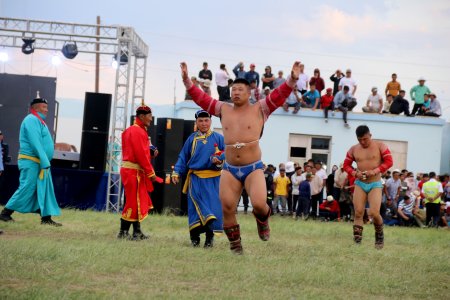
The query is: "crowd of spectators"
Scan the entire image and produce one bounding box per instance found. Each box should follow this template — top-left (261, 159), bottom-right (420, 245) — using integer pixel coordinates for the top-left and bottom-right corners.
top-left (258, 159), bottom-right (450, 228)
top-left (187, 62), bottom-right (444, 127)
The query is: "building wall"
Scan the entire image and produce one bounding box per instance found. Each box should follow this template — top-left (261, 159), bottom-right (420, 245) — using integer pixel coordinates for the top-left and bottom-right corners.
top-left (153, 101), bottom-right (448, 175)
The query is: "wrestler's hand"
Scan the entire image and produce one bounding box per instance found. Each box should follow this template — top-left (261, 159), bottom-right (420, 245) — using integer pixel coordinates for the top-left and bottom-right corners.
top-left (171, 176), bottom-right (179, 184)
top-left (180, 62), bottom-right (189, 81)
top-left (354, 170), bottom-right (364, 180)
top-left (211, 157), bottom-right (221, 165)
top-left (291, 61), bottom-right (301, 81)
top-left (366, 170), bottom-right (376, 178)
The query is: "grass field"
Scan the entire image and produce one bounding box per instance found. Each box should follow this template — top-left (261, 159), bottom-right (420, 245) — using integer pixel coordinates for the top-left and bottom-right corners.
top-left (0, 207), bottom-right (449, 300)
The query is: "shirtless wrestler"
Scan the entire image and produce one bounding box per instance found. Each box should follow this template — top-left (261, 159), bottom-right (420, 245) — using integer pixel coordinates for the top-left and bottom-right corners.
top-left (181, 61), bottom-right (301, 254)
top-left (343, 125), bottom-right (393, 249)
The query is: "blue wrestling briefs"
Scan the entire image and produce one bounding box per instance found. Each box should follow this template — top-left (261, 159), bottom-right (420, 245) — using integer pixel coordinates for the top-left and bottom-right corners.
top-left (355, 180), bottom-right (383, 193)
top-left (223, 160), bottom-right (265, 183)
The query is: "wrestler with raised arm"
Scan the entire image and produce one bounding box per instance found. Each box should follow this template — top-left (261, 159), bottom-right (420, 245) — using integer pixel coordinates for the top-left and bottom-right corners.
top-left (343, 125), bottom-right (393, 249)
top-left (181, 61), bottom-right (300, 254)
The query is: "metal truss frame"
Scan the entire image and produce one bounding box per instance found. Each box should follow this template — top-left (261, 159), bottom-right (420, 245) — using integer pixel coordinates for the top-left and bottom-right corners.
top-left (0, 17), bottom-right (149, 212)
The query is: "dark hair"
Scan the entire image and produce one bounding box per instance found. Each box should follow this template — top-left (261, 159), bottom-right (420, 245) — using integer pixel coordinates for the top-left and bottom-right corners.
top-left (399, 90), bottom-right (405, 93)
top-left (387, 94), bottom-right (393, 98)
top-left (422, 173), bottom-right (429, 178)
top-left (295, 166), bottom-right (302, 171)
top-left (220, 64), bottom-right (226, 69)
top-left (355, 125), bottom-right (370, 138)
top-left (403, 195), bottom-right (410, 200)
top-left (429, 172), bottom-right (436, 178)
top-left (392, 73), bottom-right (397, 76)
top-left (203, 62), bottom-right (208, 65)
top-left (343, 86), bottom-right (350, 91)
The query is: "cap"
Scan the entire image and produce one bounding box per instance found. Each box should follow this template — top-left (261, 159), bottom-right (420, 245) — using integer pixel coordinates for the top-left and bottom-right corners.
top-left (346, 68), bottom-right (352, 73)
top-left (136, 99), bottom-right (152, 115)
top-left (326, 88), bottom-right (332, 92)
top-left (412, 190), bottom-right (421, 197)
top-left (392, 169), bottom-right (400, 174)
top-left (372, 87), bottom-right (378, 92)
top-left (203, 79), bottom-right (211, 87)
top-left (418, 76), bottom-right (426, 81)
top-left (191, 76), bottom-right (197, 81)
top-left (233, 78), bottom-right (250, 86)
top-left (264, 86), bottom-right (270, 91)
top-left (285, 161), bottom-right (295, 173)
top-left (429, 92), bottom-right (436, 96)
top-left (195, 110), bottom-right (211, 119)
top-left (30, 91), bottom-right (48, 106)
top-left (250, 63), bottom-right (255, 67)
top-left (326, 195), bottom-right (334, 202)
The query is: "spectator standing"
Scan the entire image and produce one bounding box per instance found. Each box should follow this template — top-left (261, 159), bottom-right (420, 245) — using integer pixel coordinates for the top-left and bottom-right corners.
top-left (232, 62), bottom-right (246, 79)
top-left (301, 83), bottom-right (320, 110)
top-left (273, 167), bottom-right (291, 216)
top-left (185, 76), bottom-right (200, 100)
top-left (296, 63), bottom-right (309, 94)
top-left (264, 164), bottom-right (275, 214)
top-left (198, 62), bottom-right (213, 81)
top-left (385, 73), bottom-right (401, 97)
top-left (262, 66), bottom-right (275, 90)
top-left (410, 77), bottom-right (431, 115)
top-left (326, 165), bottom-right (338, 196)
top-left (291, 166), bottom-right (303, 217)
top-left (362, 87), bottom-right (383, 114)
top-left (296, 173), bottom-right (312, 220)
top-left (245, 63), bottom-right (260, 87)
top-left (249, 80), bottom-right (261, 104)
top-left (273, 70), bottom-right (286, 89)
top-left (260, 86), bottom-right (271, 100)
top-left (384, 170), bottom-right (402, 208)
top-left (200, 79), bottom-right (212, 96)
top-left (321, 88), bottom-right (334, 122)
top-left (423, 93), bottom-right (442, 117)
top-left (339, 69), bottom-right (357, 96)
top-left (422, 172), bottom-right (443, 227)
top-left (309, 68), bottom-right (325, 95)
top-left (215, 64), bottom-right (231, 102)
top-left (330, 69), bottom-right (344, 96)
top-left (309, 167), bottom-right (324, 219)
top-left (334, 86), bottom-right (357, 128)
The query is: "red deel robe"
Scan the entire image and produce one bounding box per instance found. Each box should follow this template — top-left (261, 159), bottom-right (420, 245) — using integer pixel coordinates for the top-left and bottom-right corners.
top-left (120, 118), bottom-right (156, 222)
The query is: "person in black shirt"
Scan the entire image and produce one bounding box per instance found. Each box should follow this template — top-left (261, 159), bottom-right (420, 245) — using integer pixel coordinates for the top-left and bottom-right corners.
top-left (264, 164), bottom-right (275, 215)
top-left (198, 62), bottom-right (212, 81)
top-left (389, 90), bottom-right (412, 116)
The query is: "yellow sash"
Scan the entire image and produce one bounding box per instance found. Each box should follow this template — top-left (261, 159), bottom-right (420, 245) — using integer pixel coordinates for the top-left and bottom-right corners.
top-left (121, 161), bottom-right (143, 171)
top-left (18, 154), bottom-right (44, 179)
top-left (182, 169), bottom-right (221, 194)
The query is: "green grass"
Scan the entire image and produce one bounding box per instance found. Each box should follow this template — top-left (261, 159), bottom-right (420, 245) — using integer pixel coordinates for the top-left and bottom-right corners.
top-left (0, 207), bottom-right (449, 300)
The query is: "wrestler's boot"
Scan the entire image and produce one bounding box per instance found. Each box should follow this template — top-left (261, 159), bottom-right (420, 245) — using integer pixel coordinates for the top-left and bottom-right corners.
top-left (204, 229), bottom-right (214, 248)
top-left (353, 225), bottom-right (364, 244)
top-left (190, 228), bottom-right (201, 247)
top-left (0, 208), bottom-right (14, 222)
top-left (374, 223), bottom-right (384, 250)
top-left (117, 218), bottom-right (131, 239)
top-left (223, 224), bottom-right (243, 255)
top-left (41, 216), bottom-right (62, 227)
top-left (131, 221), bottom-right (149, 240)
top-left (253, 207), bottom-right (271, 241)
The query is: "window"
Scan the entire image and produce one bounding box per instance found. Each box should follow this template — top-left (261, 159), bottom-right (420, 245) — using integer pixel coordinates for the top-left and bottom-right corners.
top-left (290, 147), bottom-right (306, 158)
top-left (311, 138), bottom-right (330, 150)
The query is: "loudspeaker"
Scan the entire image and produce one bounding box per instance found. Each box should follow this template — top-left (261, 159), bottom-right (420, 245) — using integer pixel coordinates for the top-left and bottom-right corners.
top-left (154, 118), bottom-right (184, 172)
top-left (151, 171), bottom-right (184, 215)
top-left (82, 92), bottom-right (112, 132)
top-left (79, 131), bottom-right (108, 171)
top-left (183, 120), bottom-right (196, 143)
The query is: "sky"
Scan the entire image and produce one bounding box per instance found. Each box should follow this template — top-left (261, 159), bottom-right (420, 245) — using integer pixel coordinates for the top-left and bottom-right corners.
top-left (1, 0), bottom-right (449, 147)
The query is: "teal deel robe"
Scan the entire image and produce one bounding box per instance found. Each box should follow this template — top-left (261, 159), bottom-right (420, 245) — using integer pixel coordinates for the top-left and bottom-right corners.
top-left (6, 112), bottom-right (61, 217)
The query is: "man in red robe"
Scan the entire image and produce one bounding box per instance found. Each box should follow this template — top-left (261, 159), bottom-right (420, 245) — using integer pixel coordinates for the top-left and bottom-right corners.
top-left (117, 102), bottom-right (161, 240)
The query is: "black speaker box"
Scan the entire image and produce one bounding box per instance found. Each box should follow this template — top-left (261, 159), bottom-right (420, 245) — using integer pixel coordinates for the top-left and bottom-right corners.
top-left (154, 118), bottom-right (184, 172)
top-left (183, 120), bottom-right (196, 142)
top-left (151, 171), bottom-right (185, 215)
top-left (79, 131), bottom-right (108, 171)
top-left (82, 92), bottom-right (112, 132)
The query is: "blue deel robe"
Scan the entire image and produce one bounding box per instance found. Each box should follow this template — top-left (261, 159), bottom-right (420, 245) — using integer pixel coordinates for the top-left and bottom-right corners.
top-left (6, 112), bottom-right (61, 217)
top-left (174, 130), bottom-right (224, 234)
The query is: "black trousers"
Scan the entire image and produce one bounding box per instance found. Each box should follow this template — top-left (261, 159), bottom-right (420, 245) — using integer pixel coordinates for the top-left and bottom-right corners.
top-left (310, 192), bottom-right (323, 217)
top-left (411, 103), bottom-right (422, 115)
top-left (217, 86), bottom-right (230, 101)
top-left (425, 202), bottom-right (441, 226)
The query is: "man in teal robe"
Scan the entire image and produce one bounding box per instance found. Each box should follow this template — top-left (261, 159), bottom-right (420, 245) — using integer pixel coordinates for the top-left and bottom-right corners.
top-left (0, 94), bottom-right (62, 226)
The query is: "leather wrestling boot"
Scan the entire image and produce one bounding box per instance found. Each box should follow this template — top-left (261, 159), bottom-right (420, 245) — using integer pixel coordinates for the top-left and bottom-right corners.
top-left (224, 224), bottom-right (243, 255)
top-left (374, 223), bottom-right (384, 250)
top-left (204, 230), bottom-right (214, 248)
top-left (117, 218), bottom-right (131, 239)
top-left (253, 207), bottom-right (271, 241)
top-left (41, 216), bottom-right (62, 227)
top-left (0, 208), bottom-right (14, 222)
top-left (353, 225), bottom-right (364, 244)
top-left (131, 222), bottom-right (149, 240)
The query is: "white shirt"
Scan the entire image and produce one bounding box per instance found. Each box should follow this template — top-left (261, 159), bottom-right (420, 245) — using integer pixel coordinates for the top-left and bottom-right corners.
top-left (339, 77), bottom-right (357, 95)
top-left (367, 94), bottom-right (383, 110)
top-left (215, 69), bottom-right (229, 87)
top-left (315, 168), bottom-right (327, 181)
top-left (296, 73), bottom-right (309, 90)
top-left (291, 173), bottom-right (303, 195)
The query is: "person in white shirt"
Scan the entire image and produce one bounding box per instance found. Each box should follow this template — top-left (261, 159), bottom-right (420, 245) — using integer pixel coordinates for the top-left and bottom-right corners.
top-left (296, 63), bottom-right (309, 94)
top-left (362, 87), bottom-right (383, 114)
top-left (339, 69), bottom-right (357, 96)
top-left (291, 166), bottom-right (303, 218)
top-left (215, 64), bottom-right (230, 101)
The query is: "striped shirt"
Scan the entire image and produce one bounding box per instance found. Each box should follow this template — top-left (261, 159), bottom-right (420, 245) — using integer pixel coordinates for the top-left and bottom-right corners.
top-left (398, 199), bottom-right (414, 215)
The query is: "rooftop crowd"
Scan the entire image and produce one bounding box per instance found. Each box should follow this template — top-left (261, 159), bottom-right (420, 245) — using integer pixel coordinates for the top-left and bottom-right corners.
top-left (186, 62), bottom-right (443, 128)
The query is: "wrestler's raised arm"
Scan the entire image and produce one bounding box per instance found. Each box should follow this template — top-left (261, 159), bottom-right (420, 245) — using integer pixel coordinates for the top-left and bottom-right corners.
top-left (260, 61), bottom-right (300, 119)
top-left (180, 62), bottom-right (223, 117)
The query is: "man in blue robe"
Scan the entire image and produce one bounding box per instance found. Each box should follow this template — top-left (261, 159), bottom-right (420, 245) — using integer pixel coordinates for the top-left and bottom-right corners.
top-left (171, 110), bottom-right (224, 247)
top-left (0, 93), bottom-right (61, 226)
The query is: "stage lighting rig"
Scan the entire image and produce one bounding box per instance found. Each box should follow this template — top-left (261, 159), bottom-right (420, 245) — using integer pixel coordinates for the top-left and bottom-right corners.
top-left (61, 41), bottom-right (78, 59)
top-left (21, 38), bottom-right (35, 55)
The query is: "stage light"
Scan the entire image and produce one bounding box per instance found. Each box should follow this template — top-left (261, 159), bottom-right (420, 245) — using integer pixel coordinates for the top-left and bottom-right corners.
top-left (0, 51), bottom-right (8, 62)
top-left (113, 51), bottom-right (128, 66)
top-left (22, 38), bottom-right (35, 55)
top-left (51, 54), bottom-right (61, 66)
top-left (61, 41), bottom-right (78, 59)
top-left (111, 60), bottom-right (118, 69)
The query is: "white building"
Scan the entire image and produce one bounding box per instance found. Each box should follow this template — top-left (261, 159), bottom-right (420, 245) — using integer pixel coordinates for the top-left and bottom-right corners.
top-left (152, 101), bottom-right (450, 175)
